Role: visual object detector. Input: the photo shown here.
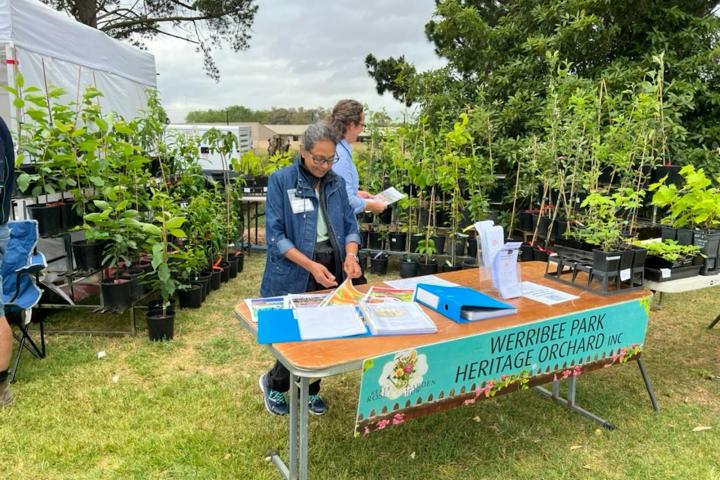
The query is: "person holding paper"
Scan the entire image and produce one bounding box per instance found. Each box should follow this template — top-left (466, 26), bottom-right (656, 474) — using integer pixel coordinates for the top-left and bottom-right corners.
top-left (259, 121), bottom-right (363, 417)
top-left (328, 99), bottom-right (387, 214)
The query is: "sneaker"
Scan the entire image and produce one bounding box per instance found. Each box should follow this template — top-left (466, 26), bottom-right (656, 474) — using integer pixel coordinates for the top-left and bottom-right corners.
top-left (259, 373), bottom-right (288, 416)
top-left (308, 394), bottom-right (327, 416)
top-left (0, 381), bottom-right (13, 409)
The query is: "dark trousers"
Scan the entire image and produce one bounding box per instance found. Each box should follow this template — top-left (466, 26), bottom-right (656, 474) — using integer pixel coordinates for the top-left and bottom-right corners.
top-left (266, 242), bottom-right (336, 394)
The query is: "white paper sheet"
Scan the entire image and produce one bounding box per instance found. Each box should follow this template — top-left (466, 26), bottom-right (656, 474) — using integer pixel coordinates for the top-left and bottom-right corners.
top-left (294, 305), bottom-right (367, 340)
top-left (373, 186), bottom-right (406, 205)
top-left (521, 281), bottom-right (579, 305)
top-left (384, 275), bottom-right (459, 290)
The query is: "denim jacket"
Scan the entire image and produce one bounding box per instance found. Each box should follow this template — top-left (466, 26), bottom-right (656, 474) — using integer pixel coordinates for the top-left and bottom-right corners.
top-left (260, 158), bottom-right (361, 297)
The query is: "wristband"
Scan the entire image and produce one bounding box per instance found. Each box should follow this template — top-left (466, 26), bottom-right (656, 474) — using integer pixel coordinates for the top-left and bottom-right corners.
top-left (347, 253), bottom-right (359, 263)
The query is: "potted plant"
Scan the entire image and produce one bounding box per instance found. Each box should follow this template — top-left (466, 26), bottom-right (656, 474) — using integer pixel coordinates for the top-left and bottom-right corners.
top-left (369, 251), bottom-right (389, 275)
top-left (399, 254), bottom-right (419, 278)
top-left (143, 189), bottom-right (188, 340)
top-left (416, 239), bottom-right (438, 275)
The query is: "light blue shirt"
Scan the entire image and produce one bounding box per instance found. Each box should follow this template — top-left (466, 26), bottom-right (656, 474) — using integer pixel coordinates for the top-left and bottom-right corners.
top-left (332, 139), bottom-right (366, 214)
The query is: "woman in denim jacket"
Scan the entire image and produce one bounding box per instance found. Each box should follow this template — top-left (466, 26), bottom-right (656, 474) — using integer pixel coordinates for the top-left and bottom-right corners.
top-left (259, 122), bottom-right (362, 417)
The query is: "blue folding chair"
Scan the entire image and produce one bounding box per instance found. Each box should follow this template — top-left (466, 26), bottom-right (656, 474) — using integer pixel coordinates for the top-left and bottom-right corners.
top-left (3, 220), bottom-right (47, 383)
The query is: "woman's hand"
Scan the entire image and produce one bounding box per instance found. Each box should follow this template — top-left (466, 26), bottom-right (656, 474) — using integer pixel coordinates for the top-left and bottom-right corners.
top-left (309, 262), bottom-right (338, 288)
top-left (364, 199), bottom-right (387, 213)
top-left (343, 254), bottom-right (362, 279)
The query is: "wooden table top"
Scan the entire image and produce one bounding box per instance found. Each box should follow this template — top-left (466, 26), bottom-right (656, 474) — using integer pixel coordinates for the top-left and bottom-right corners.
top-left (234, 262), bottom-right (651, 374)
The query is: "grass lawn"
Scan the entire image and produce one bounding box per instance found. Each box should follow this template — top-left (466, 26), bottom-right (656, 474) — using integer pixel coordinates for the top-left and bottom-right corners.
top-left (1, 253), bottom-right (719, 479)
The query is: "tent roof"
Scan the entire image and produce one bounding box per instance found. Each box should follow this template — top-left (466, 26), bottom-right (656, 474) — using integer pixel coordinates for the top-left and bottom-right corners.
top-left (0, 0), bottom-right (155, 87)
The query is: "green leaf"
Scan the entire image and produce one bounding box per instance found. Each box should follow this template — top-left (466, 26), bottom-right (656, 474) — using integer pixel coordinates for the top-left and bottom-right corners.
top-left (166, 217), bottom-right (186, 230)
top-left (169, 229), bottom-right (187, 238)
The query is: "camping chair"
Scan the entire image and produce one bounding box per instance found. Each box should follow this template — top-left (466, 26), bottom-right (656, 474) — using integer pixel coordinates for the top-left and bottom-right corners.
top-left (3, 220), bottom-right (47, 383)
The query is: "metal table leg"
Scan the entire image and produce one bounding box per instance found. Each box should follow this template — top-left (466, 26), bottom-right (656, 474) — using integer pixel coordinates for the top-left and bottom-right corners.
top-left (637, 358), bottom-right (660, 411)
top-left (269, 372), bottom-right (310, 480)
top-left (534, 377), bottom-right (616, 430)
top-left (707, 312), bottom-right (720, 330)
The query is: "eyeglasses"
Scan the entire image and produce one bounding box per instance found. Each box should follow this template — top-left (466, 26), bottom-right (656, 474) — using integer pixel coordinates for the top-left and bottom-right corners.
top-left (308, 152), bottom-right (338, 166)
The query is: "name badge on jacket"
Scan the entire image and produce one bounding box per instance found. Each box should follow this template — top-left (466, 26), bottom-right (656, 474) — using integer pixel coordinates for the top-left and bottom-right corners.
top-left (287, 188), bottom-right (315, 214)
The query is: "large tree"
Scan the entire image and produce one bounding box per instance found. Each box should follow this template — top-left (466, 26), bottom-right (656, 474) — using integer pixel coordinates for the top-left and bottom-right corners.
top-left (42, 0), bottom-right (258, 80)
top-left (366, 0), bottom-right (720, 166)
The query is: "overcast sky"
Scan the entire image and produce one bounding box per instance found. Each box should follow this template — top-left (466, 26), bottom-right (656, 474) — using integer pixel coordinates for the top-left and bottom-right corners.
top-left (146, 0), bottom-right (445, 123)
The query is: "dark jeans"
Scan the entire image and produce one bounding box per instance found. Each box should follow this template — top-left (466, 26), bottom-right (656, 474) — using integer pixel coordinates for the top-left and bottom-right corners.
top-left (266, 242), bottom-right (335, 395)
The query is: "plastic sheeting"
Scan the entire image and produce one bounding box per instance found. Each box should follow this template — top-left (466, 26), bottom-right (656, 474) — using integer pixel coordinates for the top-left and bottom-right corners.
top-left (0, 0), bottom-right (156, 123)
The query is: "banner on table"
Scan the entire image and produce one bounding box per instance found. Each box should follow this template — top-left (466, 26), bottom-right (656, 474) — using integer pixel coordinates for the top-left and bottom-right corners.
top-left (355, 297), bottom-right (650, 435)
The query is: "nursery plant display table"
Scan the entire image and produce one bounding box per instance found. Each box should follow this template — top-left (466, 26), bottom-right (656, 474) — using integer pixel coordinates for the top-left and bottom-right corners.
top-left (645, 273), bottom-right (720, 329)
top-left (235, 262), bottom-right (657, 480)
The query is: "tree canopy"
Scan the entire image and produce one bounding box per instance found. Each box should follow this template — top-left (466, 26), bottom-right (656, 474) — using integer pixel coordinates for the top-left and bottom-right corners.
top-left (185, 106), bottom-right (329, 124)
top-left (41, 0), bottom-right (258, 81)
top-left (366, 0), bottom-right (720, 170)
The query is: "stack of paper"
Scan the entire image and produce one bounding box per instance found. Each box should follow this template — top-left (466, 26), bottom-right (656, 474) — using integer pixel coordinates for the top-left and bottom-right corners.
top-left (360, 302), bottom-right (437, 336)
top-left (320, 278), bottom-right (366, 306)
top-left (294, 305), bottom-right (367, 340)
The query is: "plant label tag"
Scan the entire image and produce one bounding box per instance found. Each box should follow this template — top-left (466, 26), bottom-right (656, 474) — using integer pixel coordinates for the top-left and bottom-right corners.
top-left (620, 269), bottom-right (631, 281)
top-left (287, 189), bottom-right (314, 214)
top-left (660, 268), bottom-right (671, 279)
top-left (244, 187), bottom-right (251, 193)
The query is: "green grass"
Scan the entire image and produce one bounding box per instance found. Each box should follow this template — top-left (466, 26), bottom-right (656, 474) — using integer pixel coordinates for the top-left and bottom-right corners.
top-left (1, 254), bottom-right (719, 479)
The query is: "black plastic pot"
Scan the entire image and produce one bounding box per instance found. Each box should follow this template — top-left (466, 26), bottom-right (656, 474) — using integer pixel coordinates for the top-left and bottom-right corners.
top-left (228, 257), bottom-right (240, 278)
top-left (210, 270), bottom-right (222, 290)
top-left (191, 277), bottom-right (209, 301)
top-left (235, 253), bottom-right (245, 273)
top-left (466, 237), bottom-right (477, 259)
top-left (409, 234), bottom-right (424, 254)
top-left (519, 211), bottom-right (535, 231)
top-left (520, 243), bottom-right (534, 262)
top-left (60, 201), bottom-right (83, 230)
top-left (178, 285), bottom-right (203, 308)
top-left (694, 230), bottom-right (720, 274)
top-left (553, 220), bottom-right (568, 241)
top-left (125, 268), bottom-right (145, 300)
top-left (418, 260), bottom-right (438, 275)
top-left (367, 232), bottom-right (384, 250)
top-left (219, 261), bottom-right (231, 283)
top-left (676, 228), bottom-right (694, 246)
top-left (533, 246), bottom-right (549, 262)
top-left (101, 278), bottom-right (133, 313)
top-left (399, 257), bottom-right (419, 278)
top-left (592, 250), bottom-right (621, 273)
top-left (146, 311), bottom-right (175, 341)
top-left (660, 226), bottom-right (677, 242)
top-left (377, 208), bottom-right (392, 225)
top-left (72, 240), bottom-right (107, 271)
top-left (536, 216), bottom-right (551, 239)
top-left (453, 235), bottom-right (467, 257)
top-left (388, 232), bottom-right (407, 252)
top-left (147, 299), bottom-right (176, 317)
top-left (432, 235), bottom-right (446, 255)
top-left (370, 254), bottom-right (389, 274)
top-left (358, 251), bottom-right (369, 270)
top-left (28, 203), bottom-right (63, 237)
top-left (435, 208), bottom-right (451, 228)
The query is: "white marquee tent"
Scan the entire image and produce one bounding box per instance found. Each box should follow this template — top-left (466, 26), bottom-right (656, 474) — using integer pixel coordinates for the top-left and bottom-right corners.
top-left (0, 0), bottom-right (157, 127)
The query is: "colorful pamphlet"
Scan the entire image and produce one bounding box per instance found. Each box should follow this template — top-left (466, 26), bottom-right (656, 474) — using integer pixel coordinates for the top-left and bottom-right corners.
top-left (245, 296), bottom-right (288, 323)
top-left (320, 278), bottom-right (366, 306)
top-left (288, 293), bottom-right (330, 309)
top-left (362, 286), bottom-right (415, 304)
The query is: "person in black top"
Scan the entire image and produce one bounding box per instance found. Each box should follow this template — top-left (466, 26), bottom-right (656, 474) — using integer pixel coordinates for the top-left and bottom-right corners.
top-left (0, 115), bottom-right (16, 408)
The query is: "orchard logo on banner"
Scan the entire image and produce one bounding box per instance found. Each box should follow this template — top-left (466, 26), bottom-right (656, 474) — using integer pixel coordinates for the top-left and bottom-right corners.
top-left (378, 350), bottom-right (429, 400)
